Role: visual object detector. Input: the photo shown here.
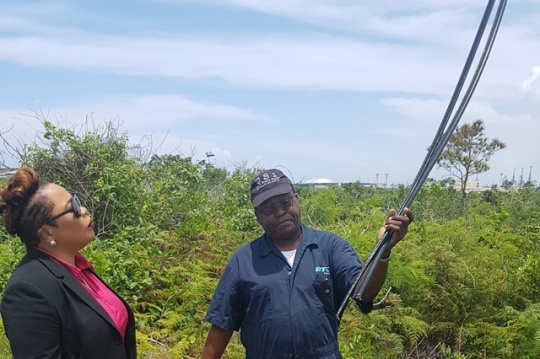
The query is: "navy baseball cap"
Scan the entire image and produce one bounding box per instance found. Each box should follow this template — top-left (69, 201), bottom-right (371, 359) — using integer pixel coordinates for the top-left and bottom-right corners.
top-left (250, 169), bottom-right (293, 207)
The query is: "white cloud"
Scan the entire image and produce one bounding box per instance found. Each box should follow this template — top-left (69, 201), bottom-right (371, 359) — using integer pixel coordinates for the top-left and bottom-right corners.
top-left (1, 1), bottom-right (535, 96)
top-left (1, 1), bottom-right (539, 185)
top-left (520, 66), bottom-right (540, 91)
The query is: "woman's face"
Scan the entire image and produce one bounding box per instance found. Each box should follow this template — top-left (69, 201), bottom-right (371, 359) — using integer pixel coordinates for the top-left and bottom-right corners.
top-left (42, 183), bottom-right (95, 252)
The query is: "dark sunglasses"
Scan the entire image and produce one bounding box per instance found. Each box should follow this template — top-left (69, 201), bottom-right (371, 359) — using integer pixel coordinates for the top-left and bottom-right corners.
top-left (46, 194), bottom-right (82, 224)
top-left (256, 196), bottom-right (295, 216)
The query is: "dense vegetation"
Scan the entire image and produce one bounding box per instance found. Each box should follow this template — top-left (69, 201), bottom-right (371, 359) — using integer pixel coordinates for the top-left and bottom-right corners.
top-left (1, 121), bottom-right (539, 358)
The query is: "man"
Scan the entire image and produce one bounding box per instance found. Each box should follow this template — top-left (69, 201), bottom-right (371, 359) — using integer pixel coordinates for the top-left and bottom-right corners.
top-left (203, 169), bottom-right (412, 358)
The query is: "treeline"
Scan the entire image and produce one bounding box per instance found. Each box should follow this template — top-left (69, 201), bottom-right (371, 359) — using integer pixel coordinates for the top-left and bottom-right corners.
top-left (0, 121), bottom-right (539, 358)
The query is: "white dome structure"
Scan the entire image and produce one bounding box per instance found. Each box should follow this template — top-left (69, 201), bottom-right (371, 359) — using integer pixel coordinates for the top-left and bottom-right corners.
top-left (297, 177), bottom-right (339, 189)
top-left (305, 178), bottom-right (336, 184)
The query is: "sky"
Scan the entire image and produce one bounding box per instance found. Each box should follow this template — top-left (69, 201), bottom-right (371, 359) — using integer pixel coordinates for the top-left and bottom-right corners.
top-left (0, 0), bottom-right (538, 187)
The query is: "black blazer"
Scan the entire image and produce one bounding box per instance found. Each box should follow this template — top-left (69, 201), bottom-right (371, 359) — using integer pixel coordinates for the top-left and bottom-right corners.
top-left (1, 247), bottom-right (137, 359)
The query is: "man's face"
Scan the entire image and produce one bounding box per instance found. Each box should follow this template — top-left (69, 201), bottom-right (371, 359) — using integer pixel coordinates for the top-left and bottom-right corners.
top-left (255, 192), bottom-right (301, 242)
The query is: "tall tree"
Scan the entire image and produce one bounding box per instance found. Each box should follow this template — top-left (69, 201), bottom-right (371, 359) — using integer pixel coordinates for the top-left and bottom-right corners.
top-left (437, 119), bottom-right (506, 214)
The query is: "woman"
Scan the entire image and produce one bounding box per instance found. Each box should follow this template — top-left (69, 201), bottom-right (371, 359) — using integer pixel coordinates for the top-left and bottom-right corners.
top-left (0, 167), bottom-right (137, 358)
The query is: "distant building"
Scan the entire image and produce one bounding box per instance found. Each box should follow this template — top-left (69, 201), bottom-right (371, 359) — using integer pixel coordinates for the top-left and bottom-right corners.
top-left (452, 179), bottom-right (491, 193)
top-left (296, 177), bottom-right (339, 189)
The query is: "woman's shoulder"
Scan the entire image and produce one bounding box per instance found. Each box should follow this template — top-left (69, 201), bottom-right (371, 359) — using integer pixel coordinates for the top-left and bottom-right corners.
top-left (5, 253), bottom-right (62, 289)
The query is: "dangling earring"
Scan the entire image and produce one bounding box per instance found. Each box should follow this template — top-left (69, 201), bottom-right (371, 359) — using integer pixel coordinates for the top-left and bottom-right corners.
top-left (50, 240), bottom-right (57, 247)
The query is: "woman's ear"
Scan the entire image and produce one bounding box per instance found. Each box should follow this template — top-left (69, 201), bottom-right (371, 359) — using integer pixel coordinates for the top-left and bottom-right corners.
top-left (37, 225), bottom-right (54, 244)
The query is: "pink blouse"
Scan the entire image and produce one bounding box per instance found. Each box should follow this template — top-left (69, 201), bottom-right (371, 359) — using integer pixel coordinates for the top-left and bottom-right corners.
top-left (36, 248), bottom-right (129, 340)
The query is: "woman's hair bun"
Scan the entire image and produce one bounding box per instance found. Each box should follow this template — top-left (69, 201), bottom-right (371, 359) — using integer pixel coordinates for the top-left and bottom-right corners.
top-left (0, 167), bottom-right (40, 234)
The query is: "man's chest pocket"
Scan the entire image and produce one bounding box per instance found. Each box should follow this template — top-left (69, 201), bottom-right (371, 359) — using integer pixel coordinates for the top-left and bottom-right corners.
top-left (313, 272), bottom-right (335, 313)
top-left (244, 286), bottom-right (273, 324)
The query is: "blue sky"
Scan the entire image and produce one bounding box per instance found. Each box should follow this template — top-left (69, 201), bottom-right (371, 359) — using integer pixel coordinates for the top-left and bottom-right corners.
top-left (1, 0), bottom-right (539, 186)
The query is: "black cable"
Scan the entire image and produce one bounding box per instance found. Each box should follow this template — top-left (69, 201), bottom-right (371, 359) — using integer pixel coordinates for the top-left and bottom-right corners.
top-left (336, 0), bottom-right (507, 320)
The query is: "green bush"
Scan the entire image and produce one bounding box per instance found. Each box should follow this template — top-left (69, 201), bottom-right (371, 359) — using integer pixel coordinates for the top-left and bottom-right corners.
top-left (1, 120), bottom-right (539, 358)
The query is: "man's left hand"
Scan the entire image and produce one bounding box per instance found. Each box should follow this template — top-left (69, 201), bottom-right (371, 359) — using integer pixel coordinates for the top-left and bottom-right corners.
top-left (377, 207), bottom-right (413, 254)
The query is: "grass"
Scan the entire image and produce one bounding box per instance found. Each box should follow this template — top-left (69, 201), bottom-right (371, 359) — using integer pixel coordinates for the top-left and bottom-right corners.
top-left (0, 321), bottom-right (12, 357)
